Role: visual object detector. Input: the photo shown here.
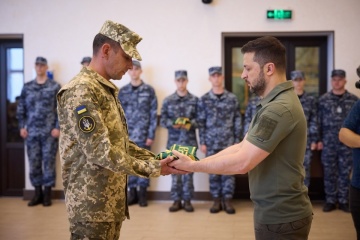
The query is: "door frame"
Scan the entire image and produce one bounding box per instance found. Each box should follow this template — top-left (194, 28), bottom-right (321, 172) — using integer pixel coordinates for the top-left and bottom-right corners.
top-left (0, 35), bottom-right (25, 196)
top-left (222, 31), bottom-right (334, 95)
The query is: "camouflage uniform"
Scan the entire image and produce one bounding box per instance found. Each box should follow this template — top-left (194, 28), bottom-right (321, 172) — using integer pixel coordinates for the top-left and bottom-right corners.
top-left (16, 78), bottom-right (61, 187)
top-left (318, 90), bottom-right (358, 204)
top-left (198, 90), bottom-right (242, 199)
top-left (160, 91), bottom-right (198, 201)
top-left (57, 67), bottom-right (161, 237)
top-left (243, 95), bottom-right (261, 137)
top-left (118, 81), bottom-right (158, 188)
top-left (298, 92), bottom-right (319, 187)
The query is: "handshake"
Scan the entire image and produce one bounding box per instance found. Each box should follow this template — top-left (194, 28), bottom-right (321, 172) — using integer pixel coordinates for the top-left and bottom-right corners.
top-left (173, 117), bottom-right (191, 131)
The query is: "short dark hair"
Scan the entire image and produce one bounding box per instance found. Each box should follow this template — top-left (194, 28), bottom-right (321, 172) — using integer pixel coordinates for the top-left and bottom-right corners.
top-left (92, 33), bottom-right (121, 55)
top-left (241, 36), bottom-right (286, 72)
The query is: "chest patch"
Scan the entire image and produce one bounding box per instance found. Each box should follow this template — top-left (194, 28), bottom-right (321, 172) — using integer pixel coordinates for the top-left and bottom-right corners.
top-left (78, 116), bottom-right (96, 133)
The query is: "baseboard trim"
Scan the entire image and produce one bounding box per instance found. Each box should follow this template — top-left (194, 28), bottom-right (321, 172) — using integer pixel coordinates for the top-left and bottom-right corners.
top-left (23, 190), bottom-right (214, 201)
top-left (23, 189), bottom-right (324, 201)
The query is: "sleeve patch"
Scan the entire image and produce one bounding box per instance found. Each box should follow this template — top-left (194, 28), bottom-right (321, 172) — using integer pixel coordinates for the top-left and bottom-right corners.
top-left (254, 115), bottom-right (278, 142)
top-left (76, 105), bottom-right (87, 115)
top-left (78, 116), bottom-right (96, 133)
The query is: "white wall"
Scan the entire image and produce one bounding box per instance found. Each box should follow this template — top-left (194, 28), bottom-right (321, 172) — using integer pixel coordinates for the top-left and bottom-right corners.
top-left (1, 0), bottom-right (360, 191)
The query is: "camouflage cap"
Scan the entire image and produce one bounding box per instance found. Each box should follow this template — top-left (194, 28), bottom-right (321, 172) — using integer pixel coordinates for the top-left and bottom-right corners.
top-left (209, 66), bottom-right (222, 75)
top-left (175, 70), bottom-right (187, 80)
top-left (99, 20), bottom-right (143, 61)
top-left (290, 70), bottom-right (305, 80)
top-left (132, 60), bottom-right (141, 68)
top-left (35, 56), bottom-right (47, 65)
top-left (331, 69), bottom-right (346, 78)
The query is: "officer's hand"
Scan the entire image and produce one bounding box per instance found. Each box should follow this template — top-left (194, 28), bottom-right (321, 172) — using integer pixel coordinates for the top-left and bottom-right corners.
top-left (20, 128), bottom-right (28, 139)
top-left (145, 138), bottom-right (153, 146)
top-left (168, 150), bottom-right (195, 172)
top-left (317, 142), bottom-right (323, 150)
top-left (172, 124), bottom-right (182, 129)
top-left (310, 142), bottom-right (317, 151)
top-left (51, 129), bottom-right (60, 138)
top-left (159, 156), bottom-right (190, 176)
top-left (200, 144), bottom-right (207, 154)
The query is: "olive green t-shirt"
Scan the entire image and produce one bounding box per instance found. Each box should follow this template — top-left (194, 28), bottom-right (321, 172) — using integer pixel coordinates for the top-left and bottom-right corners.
top-left (246, 81), bottom-right (313, 224)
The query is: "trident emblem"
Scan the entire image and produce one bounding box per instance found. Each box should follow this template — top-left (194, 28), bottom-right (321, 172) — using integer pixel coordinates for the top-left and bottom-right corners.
top-left (82, 118), bottom-right (93, 131)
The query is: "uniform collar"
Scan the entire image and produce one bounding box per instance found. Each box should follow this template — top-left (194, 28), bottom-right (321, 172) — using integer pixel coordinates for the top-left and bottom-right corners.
top-left (209, 89), bottom-right (228, 99)
top-left (84, 67), bottom-right (118, 90)
top-left (259, 81), bottom-right (294, 107)
top-left (174, 91), bottom-right (190, 100)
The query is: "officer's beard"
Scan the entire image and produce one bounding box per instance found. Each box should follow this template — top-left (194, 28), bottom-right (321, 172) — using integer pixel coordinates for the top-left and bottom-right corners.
top-left (249, 70), bottom-right (266, 97)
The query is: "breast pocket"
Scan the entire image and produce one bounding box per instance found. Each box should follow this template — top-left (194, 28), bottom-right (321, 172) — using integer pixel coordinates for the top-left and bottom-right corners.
top-left (40, 90), bottom-right (56, 110)
top-left (138, 93), bottom-right (151, 108)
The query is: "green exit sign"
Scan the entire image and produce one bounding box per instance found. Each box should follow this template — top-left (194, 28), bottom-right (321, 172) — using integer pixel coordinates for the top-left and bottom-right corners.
top-left (267, 10), bottom-right (292, 19)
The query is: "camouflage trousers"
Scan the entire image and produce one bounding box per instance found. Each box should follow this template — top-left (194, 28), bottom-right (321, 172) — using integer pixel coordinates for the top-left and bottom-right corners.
top-left (170, 173), bottom-right (194, 201)
top-left (303, 148), bottom-right (312, 188)
top-left (321, 144), bottom-right (352, 204)
top-left (70, 221), bottom-right (122, 240)
top-left (209, 174), bottom-right (235, 199)
top-left (128, 143), bottom-right (150, 188)
top-left (26, 134), bottom-right (58, 187)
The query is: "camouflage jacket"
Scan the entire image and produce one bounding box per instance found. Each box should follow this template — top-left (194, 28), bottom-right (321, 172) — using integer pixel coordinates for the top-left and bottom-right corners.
top-left (57, 67), bottom-right (161, 223)
top-left (197, 89), bottom-right (242, 150)
top-left (16, 78), bottom-right (61, 136)
top-left (298, 92), bottom-right (319, 144)
top-left (118, 81), bottom-right (157, 145)
top-left (318, 90), bottom-right (358, 139)
top-left (160, 91), bottom-right (198, 148)
top-left (243, 95), bottom-right (261, 136)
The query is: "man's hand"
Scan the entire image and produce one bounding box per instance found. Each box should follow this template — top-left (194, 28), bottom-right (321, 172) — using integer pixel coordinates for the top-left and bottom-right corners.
top-left (20, 128), bottom-right (28, 139)
top-left (159, 156), bottom-right (190, 176)
top-left (200, 144), bottom-right (207, 154)
top-left (310, 142), bottom-right (317, 151)
top-left (172, 124), bottom-right (182, 129)
top-left (168, 150), bottom-right (195, 172)
top-left (317, 141), bottom-right (323, 150)
top-left (145, 138), bottom-right (153, 146)
top-left (51, 128), bottom-right (60, 138)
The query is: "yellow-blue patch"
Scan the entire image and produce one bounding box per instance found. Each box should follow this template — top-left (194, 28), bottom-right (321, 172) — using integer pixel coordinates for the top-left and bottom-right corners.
top-left (76, 105), bottom-right (87, 115)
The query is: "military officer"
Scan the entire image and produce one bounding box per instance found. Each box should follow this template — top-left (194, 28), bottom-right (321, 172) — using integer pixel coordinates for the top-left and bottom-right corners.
top-left (57, 20), bottom-right (186, 239)
top-left (17, 56), bottom-right (61, 207)
top-left (243, 94), bottom-right (261, 137)
top-left (291, 70), bottom-right (319, 187)
top-left (118, 60), bottom-right (158, 207)
top-left (197, 66), bottom-right (242, 214)
top-left (318, 69), bottom-right (358, 212)
top-left (160, 70), bottom-right (198, 212)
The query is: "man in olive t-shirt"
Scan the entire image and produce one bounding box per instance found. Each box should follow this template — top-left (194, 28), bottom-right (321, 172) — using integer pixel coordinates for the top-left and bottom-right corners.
top-left (170, 36), bottom-right (313, 240)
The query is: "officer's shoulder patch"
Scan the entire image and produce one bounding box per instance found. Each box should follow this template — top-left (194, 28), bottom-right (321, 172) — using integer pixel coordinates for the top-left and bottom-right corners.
top-left (78, 115), bottom-right (96, 133)
top-left (254, 115), bottom-right (278, 142)
top-left (76, 105), bottom-right (88, 115)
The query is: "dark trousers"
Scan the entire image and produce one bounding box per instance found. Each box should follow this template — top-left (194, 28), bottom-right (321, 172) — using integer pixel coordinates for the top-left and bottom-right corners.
top-left (254, 215), bottom-right (313, 240)
top-left (350, 185), bottom-right (360, 240)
